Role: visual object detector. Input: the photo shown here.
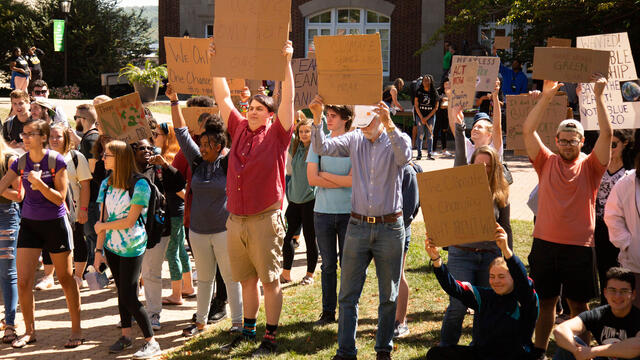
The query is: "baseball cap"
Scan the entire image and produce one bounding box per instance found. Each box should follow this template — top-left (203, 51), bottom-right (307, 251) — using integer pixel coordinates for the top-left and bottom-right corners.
top-left (472, 112), bottom-right (492, 126)
top-left (353, 106), bottom-right (377, 128)
top-left (556, 119), bottom-right (584, 137)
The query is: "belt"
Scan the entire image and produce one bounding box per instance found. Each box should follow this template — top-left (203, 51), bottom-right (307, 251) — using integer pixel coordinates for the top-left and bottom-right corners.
top-left (350, 211), bottom-right (402, 224)
top-left (453, 245), bottom-right (495, 253)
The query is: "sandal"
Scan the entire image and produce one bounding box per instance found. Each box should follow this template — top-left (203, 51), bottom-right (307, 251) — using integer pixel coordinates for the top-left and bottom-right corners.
top-left (279, 275), bottom-right (291, 284)
top-left (64, 337), bottom-right (85, 348)
top-left (162, 297), bottom-right (183, 305)
top-left (301, 276), bottom-right (314, 285)
top-left (181, 292), bottom-right (196, 299)
top-left (12, 333), bottom-right (36, 348)
top-left (182, 324), bottom-right (203, 337)
top-left (2, 326), bottom-right (16, 344)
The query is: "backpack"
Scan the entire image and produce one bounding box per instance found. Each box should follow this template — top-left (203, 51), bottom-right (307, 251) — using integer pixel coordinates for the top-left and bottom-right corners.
top-left (128, 173), bottom-right (167, 249)
top-left (17, 151), bottom-right (76, 226)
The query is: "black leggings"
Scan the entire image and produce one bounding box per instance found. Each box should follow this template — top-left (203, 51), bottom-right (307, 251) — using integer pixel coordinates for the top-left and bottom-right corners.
top-left (105, 249), bottom-right (154, 338)
top-left (594, 217), bottom-right (619, 305)
top-left (42, 222), bottom-right (88, 264)
top-left (282, 200), bottom-right (317, 273)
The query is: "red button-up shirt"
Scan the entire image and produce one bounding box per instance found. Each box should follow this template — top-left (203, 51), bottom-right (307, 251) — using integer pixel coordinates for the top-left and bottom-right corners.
top-left (226, 108), bottom-right (293, 215)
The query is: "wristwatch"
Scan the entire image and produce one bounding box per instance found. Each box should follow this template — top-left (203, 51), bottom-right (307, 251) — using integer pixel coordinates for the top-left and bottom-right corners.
top-left (95, 248), bottom-right (104, 256)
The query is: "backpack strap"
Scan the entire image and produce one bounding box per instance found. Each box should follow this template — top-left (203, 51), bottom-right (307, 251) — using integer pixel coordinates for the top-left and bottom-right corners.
top-left (47, 151), bottom-right (57, 177)
top-left (70, 150), bottom-right (79, 170)
top-left (16, 153), bottom-right (28, 194)
top-left (128, 174), bottom-right (148, 227)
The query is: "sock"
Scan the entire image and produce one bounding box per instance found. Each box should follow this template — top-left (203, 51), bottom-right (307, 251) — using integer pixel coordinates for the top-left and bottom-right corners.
top-left (242, 318), bottom-right (256, 338)
top-left (264, 323), bottom-right (278, 344)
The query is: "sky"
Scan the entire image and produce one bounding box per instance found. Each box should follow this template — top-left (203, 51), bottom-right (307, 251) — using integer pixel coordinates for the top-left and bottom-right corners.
top-left (118, 0), bottom-right (158, 7)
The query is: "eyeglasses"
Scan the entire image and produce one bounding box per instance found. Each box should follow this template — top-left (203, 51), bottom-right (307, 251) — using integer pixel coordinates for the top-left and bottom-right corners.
top-left (73, 115), bottom-right (86, 121)
top-left (611, 141), bottom-right (619, 149)
top-left (604, 287), bottom-right (632, 296)
top-left (33, 90), bottom-right (47, 96)
top-left (19, 132), bottom-right (41, 139)
top-left (557, 139), bottom-right (580, 147)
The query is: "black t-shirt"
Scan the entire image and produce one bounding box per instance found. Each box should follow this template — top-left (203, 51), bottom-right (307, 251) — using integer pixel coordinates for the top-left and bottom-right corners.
top-left (579, 305), bottom-right (640, 346)
top-left (2, 116), bottom-right (26, 144)
top-left (415, 87), bottom-right (438, 118)
top-left (80, 129), bottom-right (99, 160)
top-left (90, 159), bottom-right (107, 202)
top-left (25, 53), bottom-right (42, 74)
top-left (11, 56), bottom-right (30, 74)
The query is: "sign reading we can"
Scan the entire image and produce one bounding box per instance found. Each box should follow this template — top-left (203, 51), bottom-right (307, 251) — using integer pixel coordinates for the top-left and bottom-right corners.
top-left (95, 92), bottom-right (152, 144)
top-left (210, 0), bottom-right (291, 81)
top-left (449, 59), bottom-right (478, 110)
top-left (532, 47), bottom-right (610, 83)
top-left (451, 56), bottom-right (500, 92)
top-left (165, 37), bottom-right (213, 96)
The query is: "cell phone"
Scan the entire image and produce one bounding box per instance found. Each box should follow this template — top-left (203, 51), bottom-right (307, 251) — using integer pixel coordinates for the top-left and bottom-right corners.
top-left (98, 262), bottom-right (107, 273)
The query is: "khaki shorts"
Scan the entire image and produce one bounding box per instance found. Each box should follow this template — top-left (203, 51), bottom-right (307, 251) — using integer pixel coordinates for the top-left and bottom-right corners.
top-left (226, 209), bottom-right (286, 283)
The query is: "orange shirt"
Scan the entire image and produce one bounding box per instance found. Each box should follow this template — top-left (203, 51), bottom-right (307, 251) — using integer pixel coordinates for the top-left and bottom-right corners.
top-left (532, 147), bottom-right (606, 247)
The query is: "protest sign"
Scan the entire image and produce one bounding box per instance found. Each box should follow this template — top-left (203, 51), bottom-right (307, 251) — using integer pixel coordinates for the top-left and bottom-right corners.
top-left (292, 58), bottom-right (317, 110)
top-left (165, 37), bottom-right (213, 96)
top-left (353, 105), bottom-right (377, 128)
top-left (417, 164), bottom-right (496, 247)
top-left (494, 36), bottom-right (511, 49)
top-left (181, 107), bottom-right (219, 134)
top-left (449, 59), bottom-right (478, 110)
top-left (315, 34), bottom-right (382, 105)
top-left (576, 32), bottom-right (640, 129)
top-left (451, 56), bottom-right (500, 92)
top-left (210, 0), bottom-right (291, 81)
top-left (506, 94), bottom-right (568, 153)
top-left (532, 47), bottom-right (610, 83)
top-left (94, 93), bottom-right (152, 144)
top-left (227, 79), bottom-right (246, 97)
top-left (547, 37), bottom-right (572, 47)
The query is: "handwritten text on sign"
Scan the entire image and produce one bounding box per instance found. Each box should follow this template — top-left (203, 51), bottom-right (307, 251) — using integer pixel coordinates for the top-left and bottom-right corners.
top-left (451, 56), bottom-right (500, 92)
top-left (506, 94), bottom-right (568, 153)
top-left (315, 34), bottom-right (382, 105)
top-left (95, 92), bottom-right (152, 144)
top-left (292, 58), bottom-right (317, 111)
top-left (417, 164), bottom-right (496, 247)
top-left (210, 0), bottom-right (291, 81)
top-left (165, 37), bottom-right (212, 96)
top-left (532, 47), bottom-right (610, 83)
top-left (577, 32), bottom-right (639, 129)
top-left (449, 59), bottom-right (478, 110)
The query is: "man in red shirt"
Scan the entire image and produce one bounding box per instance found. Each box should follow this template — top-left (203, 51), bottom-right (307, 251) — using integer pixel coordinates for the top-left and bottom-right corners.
top-left (522, 75), bottom-right (612, 359)
top-left (209, 40), bottom-right (295, 357)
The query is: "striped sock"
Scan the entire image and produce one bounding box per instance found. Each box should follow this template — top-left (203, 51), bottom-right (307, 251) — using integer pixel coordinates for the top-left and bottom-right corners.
top-left (264, 323), bottom-right (278, 344)
top-left (242, 318), bottom-right (257, 338)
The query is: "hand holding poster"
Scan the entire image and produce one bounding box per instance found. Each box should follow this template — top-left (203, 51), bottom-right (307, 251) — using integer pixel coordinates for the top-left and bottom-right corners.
top-left (506, 94), bottom-right (568, 153)
top-left (532, 47), bottom-right (610, 83)
top-left (417, 164), bottom-right (496, 247)
top-left (451, 56), bottom-right (500, 92)
top-left (165, 37), bottom-right (213, 96)
top-left (448, 59), bottom-right (478, 110)
top-left (315, 34), bottom-right (382, 105)
top-left (94, 93), bottom-right (152, 144)
top-left (210, 0), bottom-right (291, 81)
top-left (181, 107), bottom-right (219, 134)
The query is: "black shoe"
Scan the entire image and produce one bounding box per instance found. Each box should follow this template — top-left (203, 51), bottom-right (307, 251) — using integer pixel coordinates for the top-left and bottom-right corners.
top-left (251, 340), bottom-right (277, 357)
top-left (314, 311), bottom-right (336, 326)
top-left (332, 355), bottom-right (357, 360)
top-left (376, 351), bottom-right (391, 360)
top-left (109, 336), bottom-right (132, 353)
top-left (427, 155), bottom-right (435, 160)
top-left (220, 334), bottom-right (255, 353)
top-left (208, 299), bottom-right (227, 323)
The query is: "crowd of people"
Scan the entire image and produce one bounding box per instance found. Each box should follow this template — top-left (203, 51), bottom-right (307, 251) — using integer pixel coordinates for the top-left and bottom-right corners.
top-left (0, 36), bottom-right (638, 360)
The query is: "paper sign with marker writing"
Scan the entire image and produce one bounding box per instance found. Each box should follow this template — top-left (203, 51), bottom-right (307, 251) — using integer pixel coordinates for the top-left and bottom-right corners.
top-left (532, 47), bottom-right (610, 83)
top-left (95, 92), bottom-right (152, 144)
top-left (417, 164), bottom-right (496, 247)
top-left (165, 37), bottom-right (213, 96)
top-left (451, 56), bottom-right (500, 92)
top-left (494, 36), bottom-right (511, 49)
top-left (210, 0), bottom-right (291, 81)
top-left (547, 37), bottom-right (572, 47)
top-left (292, 58), bottom-right (318, 111)
top-left (506, 94), bottom-right (568, 153)
top-left (315, 34), bottom-right (382, 105)
top-left (449, 59), bottom-right (478, 110)
top-left (577, 32), bottom-right (640, 129)
top-left (181, 107), bottom-right (219, 134)
top-left (353, 105), bottom-right (377, 128)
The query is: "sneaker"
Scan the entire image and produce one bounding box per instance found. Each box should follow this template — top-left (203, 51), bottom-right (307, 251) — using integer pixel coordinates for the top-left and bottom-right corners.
top-left (376, 351), bottom-right (391, 360)
top-left (251, 339), bottom-right (277, 357)
top-left (35, 277), bottom-right (54, 290)
top-left (208, 299), bottom-right (227, 323)
top-left (116, 317), bottom-right (136, 328)
top-left (229, 325), bottom-right (242, 333)
top-left (150, 313), bottom-right (161, 331)
top-left (393, 321), bottom-right (410, 338)
top-left (108, 336), bottom-right (132, 353)
top-left (220, 334), bottom-right (255, 353)
top-left (426, 155), bottom-right (436, 160)
top-left (314, 311), bottom-right (336, 326)
top-left (132, 339), bottom-right (162, 359)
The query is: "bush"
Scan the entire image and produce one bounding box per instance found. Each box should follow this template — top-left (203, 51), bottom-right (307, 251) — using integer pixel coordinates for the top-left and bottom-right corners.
top-left (49, 84), bottom-right (83, 99)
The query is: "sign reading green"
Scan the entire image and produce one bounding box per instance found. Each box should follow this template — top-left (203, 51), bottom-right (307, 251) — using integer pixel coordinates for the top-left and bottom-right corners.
top-left (53, 19), bottom-right (65, 52)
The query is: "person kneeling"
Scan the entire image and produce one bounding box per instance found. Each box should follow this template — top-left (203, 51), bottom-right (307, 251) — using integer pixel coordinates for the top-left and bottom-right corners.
top-left (425, 224), bottom-right (539, 360)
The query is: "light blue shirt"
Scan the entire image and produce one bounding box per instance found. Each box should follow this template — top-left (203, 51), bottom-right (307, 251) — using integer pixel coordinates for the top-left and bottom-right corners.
top-left (307, 138), bottom-right (352, 214)
top-left (311, 122), bottom-right (411, 216)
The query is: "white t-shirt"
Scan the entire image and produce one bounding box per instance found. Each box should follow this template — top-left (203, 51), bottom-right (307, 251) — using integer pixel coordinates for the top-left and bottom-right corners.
top-left (64, 150), bottom-right (92, 214)
top-left (465, 136), bottom-right (503, 163)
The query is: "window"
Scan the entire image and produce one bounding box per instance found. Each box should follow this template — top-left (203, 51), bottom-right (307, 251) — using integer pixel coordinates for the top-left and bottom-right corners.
top-left (306, 8), bottom-right (391, 75)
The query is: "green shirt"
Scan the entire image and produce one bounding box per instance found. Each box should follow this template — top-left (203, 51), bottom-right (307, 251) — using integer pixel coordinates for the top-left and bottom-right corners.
top-left (443, 51), bottom-right (452, 70)
top-left (286, 142), bottom-right (316, 204)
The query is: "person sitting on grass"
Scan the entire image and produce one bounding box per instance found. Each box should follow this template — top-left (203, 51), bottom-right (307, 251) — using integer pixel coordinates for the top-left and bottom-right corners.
top-left (425, 223), bottom-right (539, 360)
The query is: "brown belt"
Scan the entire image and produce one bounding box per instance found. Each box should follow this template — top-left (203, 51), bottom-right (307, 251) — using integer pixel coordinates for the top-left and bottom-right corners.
top-left (453, 245), bottom-right (495, 253)
top-left (350, 211), bottom-right (402, 224)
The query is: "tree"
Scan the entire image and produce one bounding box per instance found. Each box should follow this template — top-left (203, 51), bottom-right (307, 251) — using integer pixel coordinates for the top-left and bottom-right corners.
top-left (0, 0), bottom-right (44, 59)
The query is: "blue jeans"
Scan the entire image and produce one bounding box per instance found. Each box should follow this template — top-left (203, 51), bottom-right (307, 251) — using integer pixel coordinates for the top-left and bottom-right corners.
top-left (336, 216), bottom-right (405, 357)
top-left (440, 246), bottom-right (500, 346)
top-left (0, 203), bottom-right (20, 326)
top-left (552, 336), bottom-right (625, 360)
top-left (84, 202), bottom-right (100, 268)
top-left (315, 212), bottom-right (349, 314)
top-left (415, 112), bottom-right (435, 158)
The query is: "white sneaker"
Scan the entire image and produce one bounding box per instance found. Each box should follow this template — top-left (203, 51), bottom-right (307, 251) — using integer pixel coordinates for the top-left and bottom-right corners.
top-left (132, 339), bottom-right (161, 359)
top-left (192, 271), bottom-right (197, 282)
top-left (150, 313), bottom-right (161, 331)
top-left (35, 276), bottom-right (54, 290)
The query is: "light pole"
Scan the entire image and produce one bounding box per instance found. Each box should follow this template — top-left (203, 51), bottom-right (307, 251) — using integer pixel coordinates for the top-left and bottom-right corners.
top-left (61, 0), bottom-right (71, 86)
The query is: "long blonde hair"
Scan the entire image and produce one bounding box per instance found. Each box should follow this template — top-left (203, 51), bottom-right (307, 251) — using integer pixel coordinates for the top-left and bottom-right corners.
top-left (0, 137), bottom-right (15, 176)
top-left (50, 123), bottom-right (74, 155)
top-left (106, 140), bottom-right (139, 190)
top-left (471, 145), bottom-right (509, 208)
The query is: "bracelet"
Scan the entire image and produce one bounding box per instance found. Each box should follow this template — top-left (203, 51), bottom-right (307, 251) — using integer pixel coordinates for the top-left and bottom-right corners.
top-left (170, 100), bottom-right (179, 106)
top-left (80, 207), bottom-right (88, 211)
top-left (430, 256), bottom-right (441, 263)
top-left (95, 248), bottom-right (104, 255)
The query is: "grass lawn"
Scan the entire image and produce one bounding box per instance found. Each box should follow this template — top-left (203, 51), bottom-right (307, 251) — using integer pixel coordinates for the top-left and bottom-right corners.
top-left (166, 220), bottom-right (539, 360)
top-left (147, 104), bottom-right (171, 115)
top-left (0, 108), bottom-right (9, 121)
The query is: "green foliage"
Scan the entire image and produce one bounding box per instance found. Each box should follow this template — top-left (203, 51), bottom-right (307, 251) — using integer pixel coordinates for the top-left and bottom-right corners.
top-left (118, 59), bottom-right (167, 87)
top-left (0, 0), bottom-right (45, 59)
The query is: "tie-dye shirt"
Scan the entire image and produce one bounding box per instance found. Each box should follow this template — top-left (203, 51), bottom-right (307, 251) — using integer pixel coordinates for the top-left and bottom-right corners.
top-left (97, 177), bottom-right (151, 257)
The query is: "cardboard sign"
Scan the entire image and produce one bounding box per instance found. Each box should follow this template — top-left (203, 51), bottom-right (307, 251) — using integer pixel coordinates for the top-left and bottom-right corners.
top-left (353, 105), bottom-right (377, 128)
top-left (181, 107), bottom-right (219, 134)
top-left (417, 164), bottom-right (496, 247)
top-left (94, 93), bottom-right (152, 144)
top-left (532, 47), bottom-right (610, 83)
top-left (547, 37), bottom-right (572, 47)
top-left (577, 32), bottom-right (640, 129)
top-left (292, 58), bottom-right (317, 110)
top-left (210, 0), bottom-right (291, 81)
top-left (449, 60), bottom-right (479, 110)
top-left (227, 79), bottom-right (246, 97)
top-left (451, 56), bottom-right (500, 92)
top-left (315, 34), bottom-right (382, 105)
top-left (165, 37), bottom-right (213, 96)
top-left (506, 94), bottom-right (568, 153)
top-left (494, 36), bottom-right (511, 49)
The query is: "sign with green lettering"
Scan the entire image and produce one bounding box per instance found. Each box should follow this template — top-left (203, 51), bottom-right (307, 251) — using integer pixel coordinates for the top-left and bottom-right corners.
top-left (53, 20), bottom-right (65, 52)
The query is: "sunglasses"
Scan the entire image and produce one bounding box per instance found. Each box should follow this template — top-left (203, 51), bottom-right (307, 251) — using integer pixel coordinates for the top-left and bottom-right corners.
top-left (136, 146), bottom-right (155, 152)
top-left (33, 89), bottom-right (47, 95)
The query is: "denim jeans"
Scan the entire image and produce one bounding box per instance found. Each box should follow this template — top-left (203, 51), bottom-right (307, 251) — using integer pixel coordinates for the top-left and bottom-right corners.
top-left (440, 246), bottom-right (500, 346)
top-left (336, 216), bottom-right (405, 357)
top-left (84, 202), bottom-right (100, 269)
top-left (415, 112), bottom-right (435, 158)
top-left (552, 336), bottom-right (629, 360)
top-left (315, 212), bottom-right (350, 314)
top-left (0, 203), bottom-right (20, 326)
